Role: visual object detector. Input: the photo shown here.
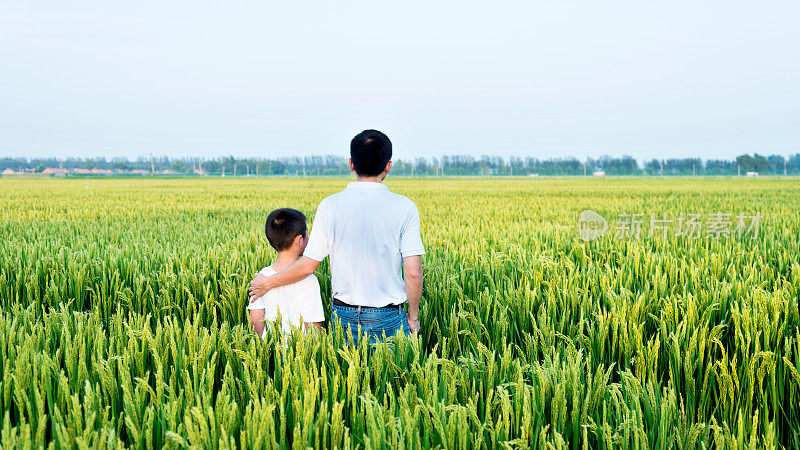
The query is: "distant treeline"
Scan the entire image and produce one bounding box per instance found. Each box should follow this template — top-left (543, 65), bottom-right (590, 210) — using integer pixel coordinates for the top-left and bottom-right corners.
top-left (3, 153), bottom-right (800, 176)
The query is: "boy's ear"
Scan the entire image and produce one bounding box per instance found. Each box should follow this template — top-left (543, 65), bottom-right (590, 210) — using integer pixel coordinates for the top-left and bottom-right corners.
top-left (293, 234), bottom-right (305, 247)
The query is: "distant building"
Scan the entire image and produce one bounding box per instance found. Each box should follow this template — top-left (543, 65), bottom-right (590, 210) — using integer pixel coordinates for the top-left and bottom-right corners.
top-left (2, 168), bottom-right (16, 176)
top-left (130, 169), bottom-right (148, 175)
top-left (746, 171), bottom-right (759, 177)
top-left (593, 171), bottom-right (606, 177)
top-left (43, 168), bottom-right (67, 177)
top-left (160, 169), bottom-right (178, 175)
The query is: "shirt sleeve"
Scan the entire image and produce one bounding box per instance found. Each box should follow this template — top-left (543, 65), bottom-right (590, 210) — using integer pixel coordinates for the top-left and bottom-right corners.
top-left (246, 295), bottom-right (267, 310)
top-left (247, 268), bottom-right (271, 310)
top-left (303, 201), bottom-right (330, 261)
top-left (300, 275), bottom-right (326, 323)
top-left (400, 203), bottom-right (425, 257)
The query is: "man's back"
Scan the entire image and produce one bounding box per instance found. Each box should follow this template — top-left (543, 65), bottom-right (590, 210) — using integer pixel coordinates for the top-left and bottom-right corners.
top-left (303, 181), bottom-right (425, 307)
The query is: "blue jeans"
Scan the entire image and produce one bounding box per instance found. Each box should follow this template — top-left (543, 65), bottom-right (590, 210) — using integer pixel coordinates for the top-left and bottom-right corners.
top-left (331, 304), bottom-right (409, 346)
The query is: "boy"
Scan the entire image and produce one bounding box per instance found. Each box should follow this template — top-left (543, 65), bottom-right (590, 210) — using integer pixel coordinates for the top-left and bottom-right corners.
top-left (248, 208), bottom-right (325, 338)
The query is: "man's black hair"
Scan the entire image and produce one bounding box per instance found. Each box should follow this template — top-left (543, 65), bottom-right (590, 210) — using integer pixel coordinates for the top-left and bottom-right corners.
top-left (265, 208), bottom-right (307, 251)
top-left (350, 129), bottom-right (392, 176)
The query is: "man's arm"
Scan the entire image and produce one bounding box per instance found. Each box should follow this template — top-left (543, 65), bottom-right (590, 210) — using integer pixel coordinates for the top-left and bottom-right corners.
top-left (403, 255), bottom-right (423, 333)
top-left (249, 256), bottom-right (320, 299)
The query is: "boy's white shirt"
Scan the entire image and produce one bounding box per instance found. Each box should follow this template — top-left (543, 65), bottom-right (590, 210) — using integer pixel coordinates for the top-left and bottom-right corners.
top-left (247, 265), bottom-right (325, 338)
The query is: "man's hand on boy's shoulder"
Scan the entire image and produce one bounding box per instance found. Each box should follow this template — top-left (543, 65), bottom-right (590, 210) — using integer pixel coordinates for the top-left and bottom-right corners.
top-left (249, 257), bottom-right (321, 301)
top-left (249, 273), bottom-right (269, 300)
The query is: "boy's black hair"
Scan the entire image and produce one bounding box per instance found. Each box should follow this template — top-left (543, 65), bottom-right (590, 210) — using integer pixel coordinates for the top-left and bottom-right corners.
top-left (350, 129), bottom-right (392, 176)
top-left (265, 208), bottom-right (307, 252)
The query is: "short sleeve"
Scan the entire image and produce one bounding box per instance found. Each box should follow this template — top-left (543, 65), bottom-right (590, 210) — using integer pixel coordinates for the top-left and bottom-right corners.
top-left (246, 268), bottom-right (272, 310)
top-left (247, 295), bottom-right (267, 310)
top-left (299, 275), bottom-right (326, 323)
top-left (303, 202), bottom-right (330, 261)
top-left (400, 203), bottom-right (425, 257)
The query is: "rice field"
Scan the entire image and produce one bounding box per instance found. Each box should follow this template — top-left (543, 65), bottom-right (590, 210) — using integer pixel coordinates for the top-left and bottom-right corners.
top-left (1, 176), bottom-right (799, 449)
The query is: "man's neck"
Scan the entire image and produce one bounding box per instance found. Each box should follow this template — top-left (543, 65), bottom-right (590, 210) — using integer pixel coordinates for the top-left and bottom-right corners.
top-left (271, 252), bottom-right (302, 272)
top-left (355, 174), bottom-right (386, 183)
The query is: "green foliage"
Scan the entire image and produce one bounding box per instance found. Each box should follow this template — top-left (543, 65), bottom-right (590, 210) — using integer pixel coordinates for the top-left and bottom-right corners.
top-left (0, 177), bottom-right (798, 448)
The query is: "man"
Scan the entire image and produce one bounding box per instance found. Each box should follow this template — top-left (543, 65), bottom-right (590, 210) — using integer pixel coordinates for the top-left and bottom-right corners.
top-left (249, 129), bottom-right (424, 344)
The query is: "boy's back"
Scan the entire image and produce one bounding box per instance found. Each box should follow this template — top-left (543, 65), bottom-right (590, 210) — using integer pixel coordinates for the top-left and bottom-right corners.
top-left (248, 265), bottom-right (324, 337)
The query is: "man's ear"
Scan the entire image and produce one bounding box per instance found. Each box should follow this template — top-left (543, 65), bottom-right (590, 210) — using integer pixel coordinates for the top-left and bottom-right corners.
top-left (349, 158), bottom-right (356, 172)
top-left (384, 161), bottom-right (392, 174)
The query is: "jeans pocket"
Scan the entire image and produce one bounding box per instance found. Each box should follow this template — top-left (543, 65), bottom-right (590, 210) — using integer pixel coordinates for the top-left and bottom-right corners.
top-left (363, 311), bottom-right (405, 339)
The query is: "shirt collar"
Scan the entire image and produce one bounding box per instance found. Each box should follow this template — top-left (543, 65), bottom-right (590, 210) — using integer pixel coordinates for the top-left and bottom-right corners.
top-left (345, 181), bottom-right (389, 190)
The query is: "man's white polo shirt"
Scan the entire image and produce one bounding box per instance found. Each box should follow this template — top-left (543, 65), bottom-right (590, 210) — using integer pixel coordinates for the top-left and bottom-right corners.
top-left (303, 181), bottom-right (425, 307)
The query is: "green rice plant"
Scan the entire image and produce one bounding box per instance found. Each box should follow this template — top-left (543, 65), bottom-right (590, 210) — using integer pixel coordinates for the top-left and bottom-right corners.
top-left (0, 176), bottom-right (798, 448)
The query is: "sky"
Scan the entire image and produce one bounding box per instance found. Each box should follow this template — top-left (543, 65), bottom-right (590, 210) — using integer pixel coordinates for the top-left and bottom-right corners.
top-left (1, 1), bottom-right (798, 161)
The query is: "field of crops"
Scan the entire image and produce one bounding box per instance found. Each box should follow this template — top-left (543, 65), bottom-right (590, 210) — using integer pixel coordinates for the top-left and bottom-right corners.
top-left (1, 176), bottom-right (799, 448)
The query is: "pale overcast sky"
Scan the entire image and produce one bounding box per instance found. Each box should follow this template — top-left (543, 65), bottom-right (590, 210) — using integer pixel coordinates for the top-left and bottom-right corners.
top-left (1, 1), bottom-right (798, 161)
